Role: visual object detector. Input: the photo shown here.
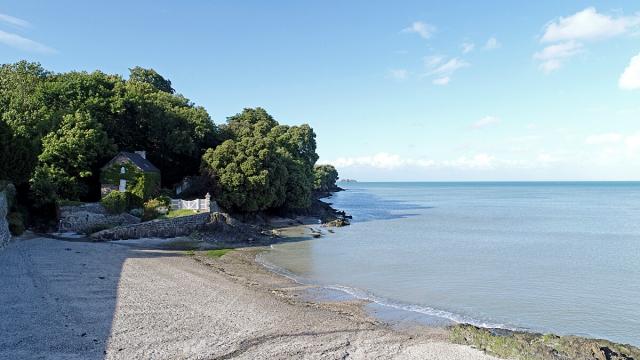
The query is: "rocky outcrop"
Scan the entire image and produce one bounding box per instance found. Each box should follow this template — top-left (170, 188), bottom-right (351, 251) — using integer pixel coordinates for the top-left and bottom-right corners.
top-left (0, 192), bottom-right (10, 250)
top-left (450, 324), bottom-right (640, 360)
top-left (91, 212), bottom-right (213, 240)
top-left (59, 203), bottom-right (140, 234)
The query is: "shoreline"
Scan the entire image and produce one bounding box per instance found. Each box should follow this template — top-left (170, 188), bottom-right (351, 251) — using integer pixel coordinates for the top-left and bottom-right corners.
top-left (245, 225), bottom-right (640, 360)
top-left (214, 239), bottom-right (640, 360)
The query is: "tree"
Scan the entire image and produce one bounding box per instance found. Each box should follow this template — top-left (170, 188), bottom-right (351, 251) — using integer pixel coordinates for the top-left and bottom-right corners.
top-left (121, 81), bottom-right (218, 185)
top-left (313, 164), bottom-right (339, 192)
top-left (31, 111), bottom-right (115, 202)
top-left (268, 124), bottom-right (318, 209)
top-left (128, 66), bottom-right (174, 93)
top-left (0, 61), bottom-right (52, 185)
top-left (201, 137), bottom-right (287, 212)
top-left (202, 108), bottom-right (320, 211)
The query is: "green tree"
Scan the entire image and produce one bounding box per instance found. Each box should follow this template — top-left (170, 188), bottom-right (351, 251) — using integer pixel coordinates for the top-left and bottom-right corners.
top-left (128, 66), bottom-right (174, 93)
top-left (0, 61), bottom-right (52, 185)
top-left (202, 108), bottom-right (319, 211)
top-left (202, 137), bottom-right (287, 212)
top-left (31, 111), bottom-right (115, 202)
top-left (313, 164), bottom-right (339, 192)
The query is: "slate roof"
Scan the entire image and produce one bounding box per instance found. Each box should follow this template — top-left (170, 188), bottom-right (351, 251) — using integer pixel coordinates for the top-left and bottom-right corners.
top-left (101, 152), bottom-right (160, 173)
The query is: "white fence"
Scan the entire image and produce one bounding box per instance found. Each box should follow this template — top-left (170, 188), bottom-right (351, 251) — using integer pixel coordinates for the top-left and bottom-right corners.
top-left (170, 193), bottom-right (218, 213)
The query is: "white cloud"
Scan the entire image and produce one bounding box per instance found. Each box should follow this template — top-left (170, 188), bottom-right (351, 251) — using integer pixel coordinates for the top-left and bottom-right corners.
top-left (422, 56), bottom-right (469, 84)
top-left (533, 41), bottom-right (583, 73)
top-left (444, 153), bottom-right (495, 169)
top-left (402, 21), bottom-right (436, 39)
top-left (388, 69), bottom-right (408, 81)
top-left (432, 76), bottom-right (450, 85)
top-left (0, 13), bottom-right (30, 28)
top-left (472, 115), bottom-right (500, 129)
top-left (541, 7), bottom-right (640, 43)
top-left (536, 8), bottom-right (640, 74)
top-left (424, 55), bottom-right (444, 67)
top-left (0, 30), bottom-right (55, 53)
top-left (619, 53), bottom-right (640, 90)
top-left (624, 133), bottom-right (640, 152)
top-left (461, 42), bottom-right (475, 54)
top-left (484, 37), bottom-right (501, 50)
top-left (585, 133), bottom-right (623, 145)
top-left (426, 57), bottom-right (469, 76)
top-left (329, 152), bottom-right (494, 170)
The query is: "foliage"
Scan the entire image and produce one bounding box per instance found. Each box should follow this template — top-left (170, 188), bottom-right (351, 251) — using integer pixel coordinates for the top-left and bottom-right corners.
top-left (100, 162), bottom-right (159, 201)
top-left (128, 66), bottom-right (174, 93)
top-left (29, 164), bottom-right (79, 206)
top-left (142, 197), bottom-right (169, 221)
top-left (31, 111), bottom-right (116, 203)
top-left (201, 108), bottom-right (321, 212)
top-left (313, 164), bottom-right (339, 192)
top-left (100, 191), bottom-right (130, 214)
top-left (0, 61), bottom-right (218, 215)
top-left (155, 195), bottom-right (171, 207)
top-left (0, 61), bottom-right (52, 185)
top-left (128, 208), bottom-right (143, 218)
top-left (7, 212), bottom-right (25, 235)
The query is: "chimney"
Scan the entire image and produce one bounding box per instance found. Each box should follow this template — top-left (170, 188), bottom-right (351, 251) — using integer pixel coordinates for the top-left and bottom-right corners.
top-left (135, 150), bottom-right (146, 159)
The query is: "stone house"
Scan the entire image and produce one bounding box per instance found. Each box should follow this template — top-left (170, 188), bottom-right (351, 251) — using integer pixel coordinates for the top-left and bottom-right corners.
top-left (100, 151), bottom-right (160, 198)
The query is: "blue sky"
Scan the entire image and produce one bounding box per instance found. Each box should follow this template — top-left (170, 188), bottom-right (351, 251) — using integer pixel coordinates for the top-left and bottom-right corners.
top-left (2, 1), bottom-right (640, 181)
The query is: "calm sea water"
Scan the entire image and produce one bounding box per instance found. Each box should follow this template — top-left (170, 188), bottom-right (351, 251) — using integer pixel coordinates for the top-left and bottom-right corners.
top-left (259, 182), bottom-right (640, 345)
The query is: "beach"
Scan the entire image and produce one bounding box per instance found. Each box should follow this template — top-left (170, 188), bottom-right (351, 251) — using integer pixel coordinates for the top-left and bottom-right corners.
top-left (0, 235), bottom-right (497, 359)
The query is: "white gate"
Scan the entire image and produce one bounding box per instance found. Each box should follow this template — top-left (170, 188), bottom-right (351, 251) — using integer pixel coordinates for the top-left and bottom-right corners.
top-left (170, 193), bottom-right (216, 212)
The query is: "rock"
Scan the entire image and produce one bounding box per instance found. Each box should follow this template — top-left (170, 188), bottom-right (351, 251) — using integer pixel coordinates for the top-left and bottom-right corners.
top-left (91, 212), bottom-right (215, 240)
top-left (324, 218), bottom-right (350, 227)
top-left (0, 192), bottom-right (11, 250)
top-left (58, 203), bottom-right (140, 234)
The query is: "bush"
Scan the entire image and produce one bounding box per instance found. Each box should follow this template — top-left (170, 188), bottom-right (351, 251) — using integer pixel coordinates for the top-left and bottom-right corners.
top-left (156, 195), bottom-right (171, 207)
top-left (129, 208), bottom-right (143, 218)
top-left (142, 197), bottom-right (169, 221)
top-left (100, 191), bottom-right (129, 214)
top-left (7, 211), bottom-right (25, 235)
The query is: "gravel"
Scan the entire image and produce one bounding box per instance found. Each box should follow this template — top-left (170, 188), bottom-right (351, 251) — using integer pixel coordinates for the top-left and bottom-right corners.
top-left (0, 237), bottom-right (497, 359)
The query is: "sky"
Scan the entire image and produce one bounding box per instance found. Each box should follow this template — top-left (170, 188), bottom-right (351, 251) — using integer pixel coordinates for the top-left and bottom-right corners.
top-left (2, 1), bottom-right (640, 181)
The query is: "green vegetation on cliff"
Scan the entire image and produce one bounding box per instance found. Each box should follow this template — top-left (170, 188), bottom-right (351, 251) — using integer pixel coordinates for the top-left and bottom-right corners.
top-left (0, 61), bottom-right (338, 223)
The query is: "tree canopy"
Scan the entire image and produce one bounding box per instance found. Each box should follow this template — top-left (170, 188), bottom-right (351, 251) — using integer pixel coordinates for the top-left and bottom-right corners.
top-left (201, 108), bottom-right (319, 212)
top-left (0, 61), bottom-right (338, 219)
top-left (313, 164), bottom-right (339, 192)
top-left (0, 61), bottom-right (218, 204)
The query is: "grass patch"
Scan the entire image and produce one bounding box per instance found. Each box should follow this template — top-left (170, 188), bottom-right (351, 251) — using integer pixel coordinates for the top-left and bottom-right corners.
top-left (184, 250), bottom-right (195, 256)
top-left (160, 209), bottom-right (197, 219)
top-left (205, 249), bottom-right (233, 258)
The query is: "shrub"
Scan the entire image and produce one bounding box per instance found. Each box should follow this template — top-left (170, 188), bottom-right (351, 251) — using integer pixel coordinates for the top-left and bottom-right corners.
top-left (156, 195), bottom-right (171, 207)
top-left (100, 191), bottom-right (129, 214)
top-left (142, 197), bottom-right (169, 221)
top-left (129, 208), bottom-right (143, 218)
top-left (7, 211), bottom-right (25, 235)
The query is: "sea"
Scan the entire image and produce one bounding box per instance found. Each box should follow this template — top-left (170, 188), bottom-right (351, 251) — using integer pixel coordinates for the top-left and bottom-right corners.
top-left (258, 182), bottom-right (640, 346)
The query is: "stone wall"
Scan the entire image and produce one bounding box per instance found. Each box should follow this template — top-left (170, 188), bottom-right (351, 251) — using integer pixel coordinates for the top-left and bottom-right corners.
top-left (59, 203), bottom-right (140, 234)
top-left (91, 212), bottom-right (212, 240)
top-left (0, 192), bottom-right (10, 250)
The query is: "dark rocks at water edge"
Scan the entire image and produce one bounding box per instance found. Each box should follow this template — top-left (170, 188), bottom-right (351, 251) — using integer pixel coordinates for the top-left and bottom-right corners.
top-left (450, 324), bottom-right (640, 360)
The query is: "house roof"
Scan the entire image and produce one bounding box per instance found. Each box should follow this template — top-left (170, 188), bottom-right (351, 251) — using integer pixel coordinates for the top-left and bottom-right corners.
top-left (101, 152), bottom-right (160, 173)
